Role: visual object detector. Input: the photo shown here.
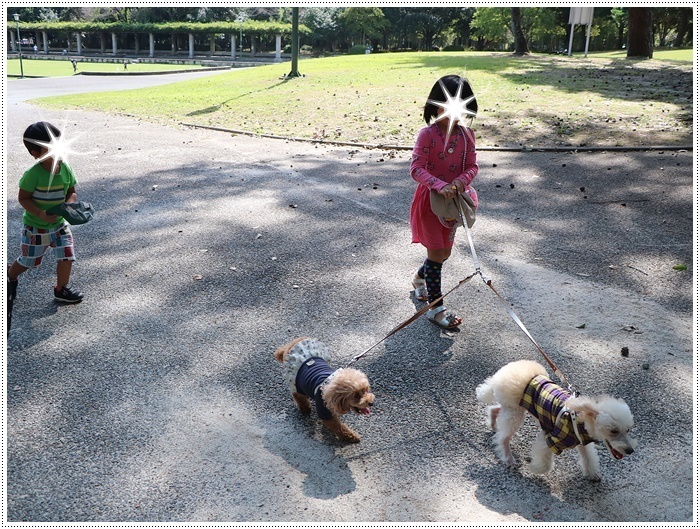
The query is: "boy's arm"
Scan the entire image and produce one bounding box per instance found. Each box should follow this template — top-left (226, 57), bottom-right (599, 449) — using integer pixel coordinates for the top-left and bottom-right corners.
top-left (65, 186), bottom-right (77, 203)
top-left (18, 189), bottom-right (58, 223)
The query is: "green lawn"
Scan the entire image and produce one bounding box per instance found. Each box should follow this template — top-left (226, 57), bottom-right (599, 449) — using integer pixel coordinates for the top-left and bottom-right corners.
top-left (7, 58), bottom-right (206, 77)
top-left (587, 47), bottom-right (693, 62)
top-left (33, 51), bottom-right (693, 148)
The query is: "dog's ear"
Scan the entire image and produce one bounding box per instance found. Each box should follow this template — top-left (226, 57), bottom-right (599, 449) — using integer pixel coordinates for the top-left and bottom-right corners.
top-left (567, 397), bottom-right (598, 422)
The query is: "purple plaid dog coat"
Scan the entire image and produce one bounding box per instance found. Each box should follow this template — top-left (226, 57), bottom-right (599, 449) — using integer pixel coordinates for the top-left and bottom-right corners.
top-left (519, 374), bottom-right (595, 454)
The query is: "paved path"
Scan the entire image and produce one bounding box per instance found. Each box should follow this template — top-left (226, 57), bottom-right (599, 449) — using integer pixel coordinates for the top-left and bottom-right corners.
top-left (6, 68), bottom-right (234, 104)
top-left (4, 74), bottom-right (694, 522)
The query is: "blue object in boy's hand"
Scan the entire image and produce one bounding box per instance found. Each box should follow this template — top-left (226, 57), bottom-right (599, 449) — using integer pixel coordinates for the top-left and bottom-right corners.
top-left (47, 201), bottom-right (95, 225)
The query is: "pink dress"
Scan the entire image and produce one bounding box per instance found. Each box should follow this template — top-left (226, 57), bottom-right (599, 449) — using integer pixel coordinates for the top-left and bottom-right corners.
top-left (409, 123), bottom-right (479, 249)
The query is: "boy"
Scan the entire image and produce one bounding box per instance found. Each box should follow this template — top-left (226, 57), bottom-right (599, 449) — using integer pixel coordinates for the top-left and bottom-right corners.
top-left (7, 122), bottom-right (84, 304)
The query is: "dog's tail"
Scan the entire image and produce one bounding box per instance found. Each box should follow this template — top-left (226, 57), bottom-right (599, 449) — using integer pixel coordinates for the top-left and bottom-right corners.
top-left (475, 378), bottom-right (495, 404)
top-left (274, 337), bottom-right (309, 364)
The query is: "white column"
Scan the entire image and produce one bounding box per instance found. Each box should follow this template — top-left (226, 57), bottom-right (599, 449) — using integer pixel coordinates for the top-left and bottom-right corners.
top-left (42, 31), bottom-right (48, 53)
top-left (251, 35), bottom-right (256, 57)
top-left (10, 30), bottom-right (16, 52)
top-left (76, 33), bottom-right (82, 55)
top-left (100, 33), bottom-right (105, 53)
top-left (134, 33), bottom-right (140, 54)
top-left (112, 32), bottom-right (118, 56)
top-left (188, 33), bottom-right (194, 58)
top-left (275, 34), bottom-right (282, 61)
top-left (149, 33), bottom-right (155, 58)
top-left (231, 35), bottom-right (236, 59)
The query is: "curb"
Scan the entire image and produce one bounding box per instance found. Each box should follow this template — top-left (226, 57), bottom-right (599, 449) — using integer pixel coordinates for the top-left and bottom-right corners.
top-left (181, 122), bottom-right (693, 153)
top-left (77, 66), bottom-right (231, 76)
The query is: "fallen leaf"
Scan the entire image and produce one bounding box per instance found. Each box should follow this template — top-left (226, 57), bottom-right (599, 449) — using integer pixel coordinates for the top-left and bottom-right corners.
top-left (193, 275), bottom-right (203, 280)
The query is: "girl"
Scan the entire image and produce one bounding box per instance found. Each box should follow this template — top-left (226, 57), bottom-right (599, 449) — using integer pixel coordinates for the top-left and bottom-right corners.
top-left (409, 75), bottom-right (479, 329)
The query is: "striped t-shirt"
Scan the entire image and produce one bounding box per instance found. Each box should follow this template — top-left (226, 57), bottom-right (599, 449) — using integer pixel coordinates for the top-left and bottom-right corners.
top-left (19, 162), bottom-right (77, 229)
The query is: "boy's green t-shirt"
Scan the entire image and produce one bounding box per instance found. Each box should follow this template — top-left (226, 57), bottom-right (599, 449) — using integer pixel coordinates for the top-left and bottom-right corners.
top-left (18, 162), bottom-right (77, 229)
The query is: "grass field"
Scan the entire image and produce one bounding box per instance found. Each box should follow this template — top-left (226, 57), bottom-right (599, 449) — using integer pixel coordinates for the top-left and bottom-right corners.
top-left (33, 51), bottom-right (693, 148)
top-left (7, 58), bottom-right (206, 77)
top-left (587, 47), bottom-right (693, 62)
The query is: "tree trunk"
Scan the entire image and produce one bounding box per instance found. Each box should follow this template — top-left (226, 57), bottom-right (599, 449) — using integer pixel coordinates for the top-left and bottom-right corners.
top-left (617, 23), bottom-right (625, 49)
top-left (673, 8), bottom-right (691, 47)
top-left (510, 7), bottom-right (530, 55)
top-left (627, 7), bottom-right (653, 58)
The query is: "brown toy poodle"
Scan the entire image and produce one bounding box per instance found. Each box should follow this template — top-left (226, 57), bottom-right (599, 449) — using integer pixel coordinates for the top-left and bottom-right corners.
top-left (274, 337), bottom-right (375, 443)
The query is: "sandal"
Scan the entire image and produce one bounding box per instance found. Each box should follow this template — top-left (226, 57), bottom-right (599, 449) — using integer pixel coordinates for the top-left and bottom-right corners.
top-left (412, 274), bottom-right (429, 301)
top-left (427, 306), bottom-right (462, 329)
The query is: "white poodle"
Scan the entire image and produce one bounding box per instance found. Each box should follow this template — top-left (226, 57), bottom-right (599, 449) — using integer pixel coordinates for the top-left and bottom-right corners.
top-left (476, 360), bottom-right (637, 481)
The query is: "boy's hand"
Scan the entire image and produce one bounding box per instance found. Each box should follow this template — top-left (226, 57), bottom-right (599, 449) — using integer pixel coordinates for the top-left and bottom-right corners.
top-left (39, 211), bottom-right (59, 223)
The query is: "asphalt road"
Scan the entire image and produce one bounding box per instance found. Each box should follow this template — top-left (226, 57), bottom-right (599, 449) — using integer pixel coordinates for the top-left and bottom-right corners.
top-left (5, 71), bottom-right (694, 523)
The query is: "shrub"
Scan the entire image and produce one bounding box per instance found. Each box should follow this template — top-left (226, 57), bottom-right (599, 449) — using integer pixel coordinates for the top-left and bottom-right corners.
top-left (348, 44), bottom-right (369, 55)
top-left (443, 44), bottom-right (466, 52)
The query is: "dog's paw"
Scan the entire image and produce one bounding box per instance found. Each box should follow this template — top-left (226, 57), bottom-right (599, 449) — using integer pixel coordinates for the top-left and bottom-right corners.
top-left (584, 471), bottom-right (602, 482)
top-left (341, 432), bottom-right (361, 443)
top-left (528, 461), bottom-right (552, 475)
top-left (503, 455), bottom-right (517, 467)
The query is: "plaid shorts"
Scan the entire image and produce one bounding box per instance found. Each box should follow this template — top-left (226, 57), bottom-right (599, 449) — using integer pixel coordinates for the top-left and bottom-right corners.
top-left (17, 223), bottom-right (75, 268)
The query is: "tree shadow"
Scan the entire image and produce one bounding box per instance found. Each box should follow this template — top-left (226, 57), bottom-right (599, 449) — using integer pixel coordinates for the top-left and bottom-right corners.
top-left (185, 78), bottom-right (292, 117)
top-left (5, 117), bottom-right (692, 521)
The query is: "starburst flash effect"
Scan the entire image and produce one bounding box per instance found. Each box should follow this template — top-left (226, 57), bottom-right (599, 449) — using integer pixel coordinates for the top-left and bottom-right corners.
top-left (24, 123), bottom-right (82, 176)
top-left (427, 78), bottom-right (477, 149)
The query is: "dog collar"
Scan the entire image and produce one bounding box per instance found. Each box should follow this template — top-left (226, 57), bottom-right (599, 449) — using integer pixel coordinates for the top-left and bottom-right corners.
top-left (557, 406), bottom-right (587, 445)
top-left (314, 368), bottom-right (342, 396)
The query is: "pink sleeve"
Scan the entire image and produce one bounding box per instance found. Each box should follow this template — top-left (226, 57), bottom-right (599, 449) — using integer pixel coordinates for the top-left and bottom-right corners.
top-left (410, 127), bottom-right (448, 191)
top-left (454, 127), bottom-right (478, 190)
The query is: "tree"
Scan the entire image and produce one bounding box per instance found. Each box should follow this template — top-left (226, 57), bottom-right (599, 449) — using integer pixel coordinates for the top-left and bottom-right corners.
top-left (470, 7), bottom-right (511, 49)
top-left (381, 7), bottom-right (422, 50)
top-left (449, 8), bottom-right (475, 48)
top-left (653, 7), bottom-right (677, 47)
top-left (338, 7), bottom-right (387, 46)
top-left (610, 7), bottom-right (628, 49)
top-left (673, 7), bottom-right (692, 47)
top-left (523, 7), bottom-right (566, 52)
top-left (627, 7), bottom-right (653, 58)
top-left (301, 7), bottom-right (343, 51)
top-left (405, 7), bottom-right (460, 50)
top-left (510, 7), bottom-right (529, 54)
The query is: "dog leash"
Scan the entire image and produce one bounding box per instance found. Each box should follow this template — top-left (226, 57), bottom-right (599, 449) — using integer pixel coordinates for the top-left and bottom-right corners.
top-left (454, 195), bottom-right (578, 394)
top-left (344, 271), bottom-right (480, 369)
top-left (344, 191), bottom-right (577, 394)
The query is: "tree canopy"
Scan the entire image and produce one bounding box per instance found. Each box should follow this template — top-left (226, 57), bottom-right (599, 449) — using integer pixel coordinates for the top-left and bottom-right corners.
top-left (7, 6), bottom-right (692, 53)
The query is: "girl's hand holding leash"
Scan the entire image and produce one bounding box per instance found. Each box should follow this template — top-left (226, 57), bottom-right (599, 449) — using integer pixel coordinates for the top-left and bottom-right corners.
top-left (439, 180), bottom-right (465, 199)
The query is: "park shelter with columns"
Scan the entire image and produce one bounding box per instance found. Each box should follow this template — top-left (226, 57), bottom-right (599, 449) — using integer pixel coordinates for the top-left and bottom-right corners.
top-left (6, 20), bottom-right (308, 61)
